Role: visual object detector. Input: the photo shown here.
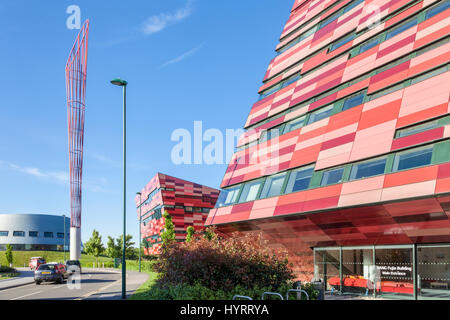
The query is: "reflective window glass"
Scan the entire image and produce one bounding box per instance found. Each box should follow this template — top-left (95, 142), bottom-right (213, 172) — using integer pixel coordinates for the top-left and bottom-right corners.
top-left (260, 173), bottom-right (287, 198)
top-left (342, 93), bottom-right (365, 111)
top-left (283, 116), bottom-right (306, 134)
top-left (393, 146), bottom-right (433, 171)
top-left (238, 180), bottom-right (263, 203)
top-left (385, 18), bottom-right (418, 40)
top-left (395, 120), bottom-right (439, 138)
top-left (308, 105), bottom-right (333, 124)
top-left (359, 37), bottom-right (381, 54)
top-left (285, 166), bottom-right (314, 193)
top-left (425, 1), bottom-right (450, 20)
top-left (321, 167), bottom-right (345, 186)
top-left (350, 157), bottom-right (387, 180)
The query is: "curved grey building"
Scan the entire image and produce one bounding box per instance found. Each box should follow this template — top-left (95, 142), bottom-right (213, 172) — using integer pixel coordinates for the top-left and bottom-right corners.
top-left (0, 214), bottom-right (70, 251)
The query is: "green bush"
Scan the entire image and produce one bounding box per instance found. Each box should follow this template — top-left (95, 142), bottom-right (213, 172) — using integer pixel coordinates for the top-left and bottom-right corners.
top-left (154, 229), bottom-right (294, 292)
top-left (0, 265), bottom-right (16, 273)
top-left (135, 282), bottom-right (317, 300)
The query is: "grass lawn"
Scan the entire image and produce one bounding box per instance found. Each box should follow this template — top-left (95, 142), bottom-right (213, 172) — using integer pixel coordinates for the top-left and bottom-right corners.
top-left (0, 251), bottom-right (114, 268)
top-left (0, 272), bottom-right (20, 280)
top-left (128, 271), bottom-right (159, 300)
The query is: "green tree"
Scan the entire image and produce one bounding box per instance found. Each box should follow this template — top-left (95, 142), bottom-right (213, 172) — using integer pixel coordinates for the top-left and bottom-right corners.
top-left (186, 226), bottom-right (195, 243)
top-left (203, 227), bottom-right (217, 241)
top-left (5, 244), bottom-right (13, 267)
top-left (117, 234), bottom-right (135, 260)
top-left (161, 211), bottom-right (176, 250)
top-left (84, 230), bottom-right (105, 264)
top-left (105, 236), bottom-right (121, 259)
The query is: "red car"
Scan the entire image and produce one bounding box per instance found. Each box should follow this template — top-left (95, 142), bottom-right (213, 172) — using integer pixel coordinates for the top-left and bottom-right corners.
top-left (29, 257), bottom-right (46, 270)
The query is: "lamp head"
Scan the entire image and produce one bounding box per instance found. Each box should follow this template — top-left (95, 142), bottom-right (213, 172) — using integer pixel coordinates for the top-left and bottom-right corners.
top-left (110, 78), bottom-right (128, 86)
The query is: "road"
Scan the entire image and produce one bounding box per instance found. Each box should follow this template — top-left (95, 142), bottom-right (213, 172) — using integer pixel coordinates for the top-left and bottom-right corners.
top-left (0, 269), bottom-right (148, 300)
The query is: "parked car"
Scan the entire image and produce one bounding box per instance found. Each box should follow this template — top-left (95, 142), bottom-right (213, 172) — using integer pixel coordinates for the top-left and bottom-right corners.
top-left (34, 263), bottom-right (69, 284)
top-left (65, 260), bottom-right (82, 274)
top-left (29, 257), bottom-right (46, 271)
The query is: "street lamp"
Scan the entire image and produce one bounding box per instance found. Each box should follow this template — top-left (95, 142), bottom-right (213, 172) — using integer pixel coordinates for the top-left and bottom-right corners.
top-left (63, 214), bottom-right (66, 262)
top-left (136, 192), bottom-right (142, 273)
top-left (111, 77), bottom-right (128, 299)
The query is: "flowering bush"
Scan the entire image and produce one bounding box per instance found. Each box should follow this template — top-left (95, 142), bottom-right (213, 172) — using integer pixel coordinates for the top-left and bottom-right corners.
top-left (153, 228), bottom-right (294, 292)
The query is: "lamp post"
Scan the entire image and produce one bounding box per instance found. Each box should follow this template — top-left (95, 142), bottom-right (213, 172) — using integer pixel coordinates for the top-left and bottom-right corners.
top-left (111, 77), bottom-right (128, 299)
top-left (136, 192), bottom-right (142, 273)
top-left (63, 214), bottom-right (66, 262)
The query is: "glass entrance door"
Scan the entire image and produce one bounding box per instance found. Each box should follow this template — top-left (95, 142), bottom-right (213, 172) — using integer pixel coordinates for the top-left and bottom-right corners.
top-left (374, 246), bottom-right (414, 299)
top-left (417, 244), bottom-right (450, 300)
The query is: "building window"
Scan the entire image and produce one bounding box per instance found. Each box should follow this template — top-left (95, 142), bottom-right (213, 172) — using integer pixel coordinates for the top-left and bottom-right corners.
top-left (285, 165), bottom-right (314, 193)
top-left (410, 65), bottom-right (448, 85)
top-left (308, 105), bottom-right (334, 124)
top-left (260, 127), bottom-right (282, 143)
top-left (238, 180), bottom-right (263, 203)
top-left (13, 231), bottom-right (25, 237)
top-left (385, 18), bottom-right (418, 40)
top-left (359, 37), bottom-right (381, 54)
top-left (425, 1), bottom-right (450, 20)
top-left (321, 167), bottom-right (345, 186)
top-left (260, 172), bottom-right (287, 198)
top-left (57, 233), bottom-right (65, 239)
top-left (283, 116), bottom-right (306, 134)
top-left (342, 92), bottom-right (365, 111)
top-left (395, 120), bottom-right (439, 138)
top-left (281, 74), bottom-right (301, 89)
top-left (330, 34), bottom-right (355, 51)
top-left (202, 208), bottom-right (210, 213)
top-left (185, 206), bottom-right (193, 212)
top-left (393, 146), bottom-right (433, 172)
top-left (350, 157), bottom-right (387, 180)
top-left (343, 0), bottom-right (364, 14)
top-left (29, 231), bottom-right (39, 237)
top-left (0, 231), bottom-right (9, 237)
top-left (216, 185), bottom-right (241, 207)
top-left (44, 232), bottom-right (54, 238)
top-left (193, 207), bottom-right (202, 213)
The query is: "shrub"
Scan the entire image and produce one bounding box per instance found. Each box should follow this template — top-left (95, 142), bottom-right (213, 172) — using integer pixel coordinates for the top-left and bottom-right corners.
top-left (134, 282), bottom-right (317, 300)
top-left (153, 229), bottom-right (294, 292)
top-left (0, 265), bottom-right (16, 273)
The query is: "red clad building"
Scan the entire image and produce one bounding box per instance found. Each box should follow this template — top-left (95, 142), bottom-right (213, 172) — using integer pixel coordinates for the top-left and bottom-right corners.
top-left (206, 0), bottom-right (450, 299)
top-left (135, 173), bottom-right (219, 255)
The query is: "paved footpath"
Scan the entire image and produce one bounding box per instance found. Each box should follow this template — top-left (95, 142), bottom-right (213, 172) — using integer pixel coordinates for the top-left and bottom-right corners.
top-left (0, 268), bottom-right (148, 300)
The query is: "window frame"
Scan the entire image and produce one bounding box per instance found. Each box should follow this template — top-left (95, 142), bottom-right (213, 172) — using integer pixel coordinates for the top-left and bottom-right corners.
top-left (321, 167), bottom-right (345, 187)
top-left (349, 156), bottom-right (388, 181)
top-left (259, 172), bottom-right (288, 199)
top-left (392, 145), bottom-right (434, 172)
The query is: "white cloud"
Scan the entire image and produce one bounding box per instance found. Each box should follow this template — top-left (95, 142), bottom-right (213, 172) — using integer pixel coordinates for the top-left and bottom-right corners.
top-left (1, 161), bottom-right (110, 193)
top-left (142, 1), bottom-right (193, 35)
top-left (159, 43), bottom-right (204, 69)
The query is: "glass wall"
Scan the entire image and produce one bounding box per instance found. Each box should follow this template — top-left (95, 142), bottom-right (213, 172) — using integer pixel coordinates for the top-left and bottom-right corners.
top-left (375, 247), bottom-right (414, 298)
top-left (313, 245), bottom-right (440, 299)
top-left (417, 245), bottom-right (450, 300)
top-left (314, 248), bottom-right (341, 292)
top-left (342, 248), bottom-right (374, 295)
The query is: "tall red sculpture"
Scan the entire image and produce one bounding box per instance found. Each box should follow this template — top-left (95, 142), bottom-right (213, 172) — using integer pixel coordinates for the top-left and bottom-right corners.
top-left (65, 20), bottom-right (89, 260)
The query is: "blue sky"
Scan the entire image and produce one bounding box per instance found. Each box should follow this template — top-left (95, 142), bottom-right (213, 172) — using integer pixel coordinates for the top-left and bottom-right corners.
top-left (0, 0), bottom-right (292, 245)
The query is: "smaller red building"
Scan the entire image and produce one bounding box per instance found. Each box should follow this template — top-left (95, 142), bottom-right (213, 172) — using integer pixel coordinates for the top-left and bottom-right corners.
top-left (135, 173), bottom-right (219, 255)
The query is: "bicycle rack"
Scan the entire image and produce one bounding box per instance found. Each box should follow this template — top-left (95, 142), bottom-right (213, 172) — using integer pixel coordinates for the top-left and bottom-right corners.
top-left (232, 295), bottom-right (253, 300)
top-left (261, 292), bottom-right (284, 300)
top-left (285, 289), bottom-right (309, 300)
